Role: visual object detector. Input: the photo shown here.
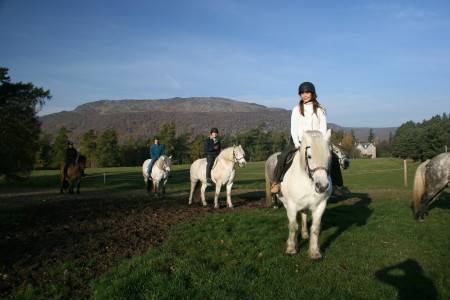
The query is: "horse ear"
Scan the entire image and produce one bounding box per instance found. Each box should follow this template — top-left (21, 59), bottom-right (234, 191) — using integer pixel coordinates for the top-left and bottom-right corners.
top-left (326, 129), bottom-right (331, 141)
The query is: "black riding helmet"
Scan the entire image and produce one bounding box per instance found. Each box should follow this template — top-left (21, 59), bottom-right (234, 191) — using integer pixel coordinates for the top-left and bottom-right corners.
top-left (298, 82), bottom-right (316, 94)
top-left (67, 141), bottom-right (74, 146)
top-left (210, 127), bottom-right (219, 134)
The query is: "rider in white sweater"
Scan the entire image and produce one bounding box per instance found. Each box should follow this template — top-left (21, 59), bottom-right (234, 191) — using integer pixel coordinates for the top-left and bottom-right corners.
top-left (271, 82), bottom-right (327, 193)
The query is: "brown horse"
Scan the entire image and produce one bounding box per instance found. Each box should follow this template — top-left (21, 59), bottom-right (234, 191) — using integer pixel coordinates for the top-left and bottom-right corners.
top-left (59, 155), bottom-right (87, 194)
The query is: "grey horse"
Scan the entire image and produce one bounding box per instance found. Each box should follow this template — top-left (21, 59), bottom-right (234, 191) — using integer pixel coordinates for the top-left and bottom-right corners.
top-left (413, 152), bottom-right (450, 220)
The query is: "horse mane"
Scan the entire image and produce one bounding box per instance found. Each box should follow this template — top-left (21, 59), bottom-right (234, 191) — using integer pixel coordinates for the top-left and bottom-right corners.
top-left (155, 155), bottom-right (167, 169)
top-left (299, 131), bottom-right (330, 171)
top-left (218, 146), bottom-right (234, 161)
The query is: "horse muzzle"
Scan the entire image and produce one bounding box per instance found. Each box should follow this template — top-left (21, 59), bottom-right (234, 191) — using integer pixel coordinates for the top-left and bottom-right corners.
top-left (315, 182), bottom-right (330, 194)
top-left (343, 159), bottom-right (350, 170)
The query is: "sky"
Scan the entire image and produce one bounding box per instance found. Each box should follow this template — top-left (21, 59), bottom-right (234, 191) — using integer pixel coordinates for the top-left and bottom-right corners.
top-left (1, 0), bottom-right (449, 127)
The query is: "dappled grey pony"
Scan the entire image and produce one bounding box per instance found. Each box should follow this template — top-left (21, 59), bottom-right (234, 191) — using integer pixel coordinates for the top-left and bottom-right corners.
top-left (265, 130), bottom-right (332, 259)
top-left (189, 145), bottom-right (246, 208)
top-left (142, 155), bottom-right (172, 197)
top-left (413, 153), bottom-right (449, 220)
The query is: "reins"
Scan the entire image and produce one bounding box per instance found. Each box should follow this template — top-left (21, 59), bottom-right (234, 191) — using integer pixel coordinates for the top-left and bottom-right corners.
top-left (304, 146), bottom-right (329, 180)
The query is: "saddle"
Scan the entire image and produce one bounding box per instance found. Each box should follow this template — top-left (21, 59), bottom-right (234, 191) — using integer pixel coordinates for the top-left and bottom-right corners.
top-left (277, 150), bottom-right (296, 182)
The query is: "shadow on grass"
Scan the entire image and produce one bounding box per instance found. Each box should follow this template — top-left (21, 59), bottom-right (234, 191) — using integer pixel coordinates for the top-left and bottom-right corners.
top-left (319, 192), bottom-right (373, 253)
top-left (429, 191), bottom-right (450, 211)
top-left (375, 259), bottom-right (437, 300)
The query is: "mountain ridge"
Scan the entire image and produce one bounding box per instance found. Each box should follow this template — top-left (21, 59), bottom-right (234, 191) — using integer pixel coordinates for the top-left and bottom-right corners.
top-left (40, 97), bottom-right (397, 143)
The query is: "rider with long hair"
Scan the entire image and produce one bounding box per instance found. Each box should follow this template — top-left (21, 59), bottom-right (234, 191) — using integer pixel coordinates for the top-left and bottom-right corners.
top-left (271, 82), bottom-right (327, 193)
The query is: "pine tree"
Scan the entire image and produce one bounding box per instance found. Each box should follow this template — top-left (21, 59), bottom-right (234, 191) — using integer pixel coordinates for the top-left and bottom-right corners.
top-left (97, 129), bottom-right (120, 167)
top-left (0, 67), bottom-right (51, 178)
top-left (51, 127), bottom-right (71, 168)
top-left (80, 129), bottom-right (97, 167)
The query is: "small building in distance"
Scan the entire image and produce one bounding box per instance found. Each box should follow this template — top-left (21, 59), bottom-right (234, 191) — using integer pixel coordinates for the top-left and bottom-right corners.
top-left (356, 142), bottom-right (377, 159)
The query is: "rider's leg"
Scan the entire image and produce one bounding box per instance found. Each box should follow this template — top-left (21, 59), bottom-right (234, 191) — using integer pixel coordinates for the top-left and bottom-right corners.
top-left (206, 155), bottom-right (215, 184)
top-left (330, 152), bottom-right (344, 196)
top-left (271, 145), bottom-right (296, 193)
top-left (63, 163), bottom-right (69, 180)
top-left (147, 159), bottom-right (155, 178)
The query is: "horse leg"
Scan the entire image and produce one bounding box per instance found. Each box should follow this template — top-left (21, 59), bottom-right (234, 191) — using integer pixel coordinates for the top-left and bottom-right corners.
top-left (76, 179), bottom-right (80, 194)
top-left (200, 183), bottom-right (208, 206)
top-left (214, 182), bottom-right (222, 209)
top-left (188, 181), bottom-right (196, 205)
top-left (309, 201), bottom-right (326, 260)
top-left (226, 181), bottom-right (233, 208)
top-left (286, 206), bottom-right (299, 255)
top-left (59, 180), bottom-right (64, 194)
top-left (301, 212), bottom-right (309, 239)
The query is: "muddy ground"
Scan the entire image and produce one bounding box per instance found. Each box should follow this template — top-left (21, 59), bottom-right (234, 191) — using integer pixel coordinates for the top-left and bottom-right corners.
top-left (0, 189), bottom-right (265, 298)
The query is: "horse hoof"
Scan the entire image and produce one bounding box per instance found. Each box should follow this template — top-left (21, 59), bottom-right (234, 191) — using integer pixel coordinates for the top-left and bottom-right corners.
top-left (214, 205), bottom-right (219, 209)
top-left (310, 252), bottom-right (322, 260)
top-left (286, 246), bottom-right (297, 255)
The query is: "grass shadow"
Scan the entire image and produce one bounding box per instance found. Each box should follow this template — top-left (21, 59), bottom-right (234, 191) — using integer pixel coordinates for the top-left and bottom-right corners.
top-left (375, 259), bottom-right (437, 300)
top-left (429, 191), bottom-right (450, 211)
top-left (319, 192), bottom-right (373, 253)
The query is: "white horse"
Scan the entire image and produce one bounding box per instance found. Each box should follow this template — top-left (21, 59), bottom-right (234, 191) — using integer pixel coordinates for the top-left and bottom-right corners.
top-left (267, 130), bottom-right (332, 259)
top-left (142, 155), bottom-right (172, 197)
top-left (189, 145), bottom-right (247, 208)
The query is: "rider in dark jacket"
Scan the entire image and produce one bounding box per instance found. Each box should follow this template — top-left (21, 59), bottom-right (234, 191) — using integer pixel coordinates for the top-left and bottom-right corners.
top-left (148, 136), bottom-right (166, 178)
top-left (204, 127), bottom-right (221, 185)
top-left (64, 141), bottom-right (79, 179)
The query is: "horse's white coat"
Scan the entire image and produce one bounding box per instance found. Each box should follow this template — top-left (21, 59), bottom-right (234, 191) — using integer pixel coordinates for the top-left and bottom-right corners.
top-left (189, 145), bottom-right (246, 208)
top-left (142, 155), bottom-right (172, 196)
top-left (278, 130), bottom-right (332, 259)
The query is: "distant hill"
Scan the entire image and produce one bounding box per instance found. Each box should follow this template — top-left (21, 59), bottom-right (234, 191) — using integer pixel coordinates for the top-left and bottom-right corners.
top-left (40, 97), bottom-right (397, 142)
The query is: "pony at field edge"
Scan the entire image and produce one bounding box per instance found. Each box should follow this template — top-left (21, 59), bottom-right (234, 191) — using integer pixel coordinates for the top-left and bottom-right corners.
top-left (189, 145), bottom-right (246, 208)
top-left (60, 155), bottom-right (86, 194)
top-left (413, 153), bottom-right (449, 220)
top-left (142, 155), bottom-right (172, 197)
top-left (266, 130), bottom-right (332, 259)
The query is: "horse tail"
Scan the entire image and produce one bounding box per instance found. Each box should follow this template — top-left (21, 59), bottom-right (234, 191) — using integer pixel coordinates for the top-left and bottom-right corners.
top-left (265, 171), bottom-right (272, 207)
top-left (413, 160), bottom-right (430, 214)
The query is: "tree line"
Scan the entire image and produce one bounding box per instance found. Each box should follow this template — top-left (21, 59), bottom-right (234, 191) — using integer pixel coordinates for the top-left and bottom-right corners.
top-left (35, 123), bottom-right (293, 168)
top-left (391, 113), bottom-right (449, 160)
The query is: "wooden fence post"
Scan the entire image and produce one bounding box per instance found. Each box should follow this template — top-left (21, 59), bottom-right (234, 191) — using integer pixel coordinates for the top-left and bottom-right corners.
top-left (403, 160), bottom-right (407, 188)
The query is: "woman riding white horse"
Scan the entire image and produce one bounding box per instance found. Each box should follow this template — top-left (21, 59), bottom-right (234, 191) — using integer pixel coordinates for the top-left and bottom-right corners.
top-left (189, 145), bottom-right (246, 208)
top-left (267, 81), bottom-right (332, 259)
top-left (142, 155), bottom-right (172, 197)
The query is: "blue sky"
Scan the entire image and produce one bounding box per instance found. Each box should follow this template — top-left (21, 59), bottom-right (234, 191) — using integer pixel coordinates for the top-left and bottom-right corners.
top-left (1, 0), bottom-right (449, 127)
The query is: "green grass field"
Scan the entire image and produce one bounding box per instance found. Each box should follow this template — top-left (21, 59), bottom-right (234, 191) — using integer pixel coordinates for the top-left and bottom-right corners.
top-left (2, 159), bottom-right (450, 299)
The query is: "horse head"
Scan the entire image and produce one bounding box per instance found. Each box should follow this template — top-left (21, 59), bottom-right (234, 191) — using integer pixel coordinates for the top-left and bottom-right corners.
top-left (161, 155), bottom-right (172, 173)
top-left (233, 145), bottom-right (247, 167)
top-left (331, 144), bottom-right (350, 170)
top-left (300, 130), bottom-right (332, 194)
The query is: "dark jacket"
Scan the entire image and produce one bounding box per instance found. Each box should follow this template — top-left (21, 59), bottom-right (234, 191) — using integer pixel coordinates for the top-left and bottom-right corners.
top-left (204, 137), bottom-right (221, 157)
top-left (150, 143), bottom-right (165, 159)
top-left (65, 148), bottom-right (78, 163)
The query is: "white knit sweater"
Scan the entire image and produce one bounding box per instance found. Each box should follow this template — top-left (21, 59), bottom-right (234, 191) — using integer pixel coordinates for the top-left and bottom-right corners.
top-left (290, 102), bottom-right (327, 148)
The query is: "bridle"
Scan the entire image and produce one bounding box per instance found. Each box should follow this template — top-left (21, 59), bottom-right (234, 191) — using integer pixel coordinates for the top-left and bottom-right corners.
top-left (304, 146), bottom-right (329, 180)
top-left (232, 147), bottom-right (246, 165)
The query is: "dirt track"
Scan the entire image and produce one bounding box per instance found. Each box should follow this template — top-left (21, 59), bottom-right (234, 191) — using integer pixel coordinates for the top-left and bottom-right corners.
top-left (0, 189), bottom-right (265, 298)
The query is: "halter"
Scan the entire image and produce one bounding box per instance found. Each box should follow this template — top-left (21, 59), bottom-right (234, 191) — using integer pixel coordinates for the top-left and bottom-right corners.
top-left (304, 146), bottom-right (329, 180)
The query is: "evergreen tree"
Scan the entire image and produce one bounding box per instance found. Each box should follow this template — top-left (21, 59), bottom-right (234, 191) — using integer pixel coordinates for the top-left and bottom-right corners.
top-left (0, 67), bottom-right (51, 178)
top-left (51, 127), bottom-right (71, 168)
top-left (97, 129), bottom-right (120, 167)
top-left (80, 129), bottom-right (97, 167)
top-left (368, 128), bottom-right (375, 143)
top-left (35, 133), bottom-right (53, 169)
top-left (157, 122), bottom-right (177, 155)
